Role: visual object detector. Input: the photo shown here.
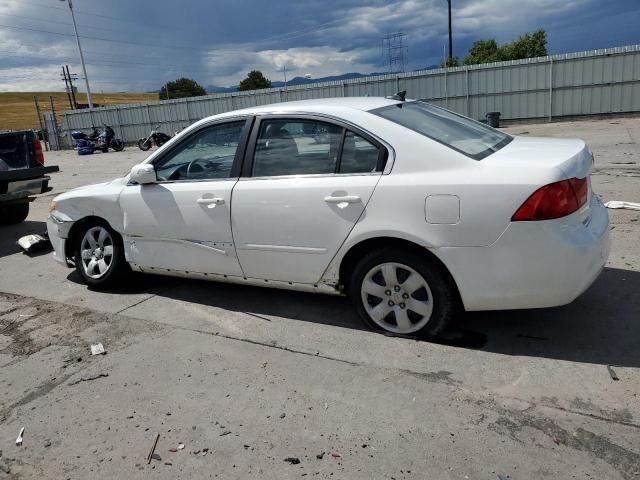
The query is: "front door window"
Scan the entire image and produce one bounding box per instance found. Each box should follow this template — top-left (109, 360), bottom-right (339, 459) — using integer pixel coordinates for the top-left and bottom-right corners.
top-left (154, 120), bottom-right (245, 181)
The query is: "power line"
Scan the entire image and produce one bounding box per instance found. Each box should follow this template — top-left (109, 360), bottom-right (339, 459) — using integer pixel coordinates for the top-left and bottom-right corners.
top-left (4, 3), bottom-right (359, 54)
top-left (15, 0), bottom-right (186, 32)
top-left (0, 23), bottom-right (200, 51)
top-left (0, 50), bottom-right (273, 72)
top-left (16, 0), bottom-right (355, 43)
top-left (1, 11), bottom-right (178, 38)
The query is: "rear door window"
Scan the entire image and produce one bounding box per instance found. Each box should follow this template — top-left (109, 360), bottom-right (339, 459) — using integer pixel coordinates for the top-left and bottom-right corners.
top-left (252, 119), bottom-right (343, 177)
top-left (339, 131), bottom-right (380, 174)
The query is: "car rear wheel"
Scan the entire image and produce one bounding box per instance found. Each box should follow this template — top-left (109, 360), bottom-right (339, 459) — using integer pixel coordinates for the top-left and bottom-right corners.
top-left (350, 248), bottom-right (459, 338)
top-left (74, 221), bottom-right (129, 288)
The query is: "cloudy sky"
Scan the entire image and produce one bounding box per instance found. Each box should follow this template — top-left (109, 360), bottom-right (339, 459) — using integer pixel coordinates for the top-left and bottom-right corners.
top-left (0, 0), bottom-right (639, 92)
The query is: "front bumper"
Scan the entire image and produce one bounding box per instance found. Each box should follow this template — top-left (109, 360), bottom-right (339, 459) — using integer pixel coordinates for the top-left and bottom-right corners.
top-left (437, 195), bottom-right (611, 311)
top-left (47, 215), bottom-right (72, 267)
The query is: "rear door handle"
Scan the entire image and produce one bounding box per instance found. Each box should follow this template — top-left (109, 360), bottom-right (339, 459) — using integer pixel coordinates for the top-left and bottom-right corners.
top-left (324, 195), bottom-right (361, 204)
top-left (324, 195), bottom-right (361, 209)
top-left (197, 196), bottom-right (225, 208)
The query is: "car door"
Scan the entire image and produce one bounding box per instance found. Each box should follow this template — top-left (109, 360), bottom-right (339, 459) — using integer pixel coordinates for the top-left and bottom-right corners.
top-left (231, 115), bottom-right (387, 283)
top-left (119, 117), bottom-right (252, 276)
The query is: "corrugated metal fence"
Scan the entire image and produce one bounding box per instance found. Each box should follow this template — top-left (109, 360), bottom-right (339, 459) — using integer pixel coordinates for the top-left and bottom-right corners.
top-left (61, 44), bottom-right (640, 147)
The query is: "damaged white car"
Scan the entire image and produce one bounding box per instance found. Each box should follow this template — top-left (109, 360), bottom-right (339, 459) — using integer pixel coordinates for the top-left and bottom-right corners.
top-left (47, 96), bottom-right (610, 337)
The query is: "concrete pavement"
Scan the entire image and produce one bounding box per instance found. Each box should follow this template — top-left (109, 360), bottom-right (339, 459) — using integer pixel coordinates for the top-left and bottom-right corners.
top-left (0, 117), bottom-right (639, 478)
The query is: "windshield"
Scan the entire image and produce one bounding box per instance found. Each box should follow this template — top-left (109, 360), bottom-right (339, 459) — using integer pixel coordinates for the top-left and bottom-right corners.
top-left (372, 101), bottom-right (512, 160)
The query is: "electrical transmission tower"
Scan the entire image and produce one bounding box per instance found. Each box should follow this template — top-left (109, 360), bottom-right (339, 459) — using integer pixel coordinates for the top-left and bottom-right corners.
top-left (382, 32), bottom-right (408, 73)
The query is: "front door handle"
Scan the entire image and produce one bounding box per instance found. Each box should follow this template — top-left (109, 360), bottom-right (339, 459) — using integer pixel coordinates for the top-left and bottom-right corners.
top-left (197, 196), bottom-right (225, 208)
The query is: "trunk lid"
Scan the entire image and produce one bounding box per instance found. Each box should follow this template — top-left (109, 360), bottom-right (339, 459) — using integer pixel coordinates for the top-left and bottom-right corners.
top-left (487, 136), bottom-right (593, 179)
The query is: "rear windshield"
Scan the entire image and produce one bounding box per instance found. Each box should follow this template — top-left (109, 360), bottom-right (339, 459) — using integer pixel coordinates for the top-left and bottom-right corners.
top-left (372, 101), bottom-right (512, 160)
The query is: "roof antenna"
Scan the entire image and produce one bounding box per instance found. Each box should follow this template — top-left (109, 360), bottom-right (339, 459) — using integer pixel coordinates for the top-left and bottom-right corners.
top-left (387, 90), bottom-right (407, 101)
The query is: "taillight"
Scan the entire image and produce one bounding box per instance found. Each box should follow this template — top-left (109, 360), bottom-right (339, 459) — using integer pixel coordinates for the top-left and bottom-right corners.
top-left (33, 139), bottom-right (45, 166)
top-left (512, 177), bottom-right (589, 221)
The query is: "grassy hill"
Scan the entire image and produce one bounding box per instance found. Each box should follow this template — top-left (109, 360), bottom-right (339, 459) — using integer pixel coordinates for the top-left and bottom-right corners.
top-left (0, 92), bottom-right (157, 131)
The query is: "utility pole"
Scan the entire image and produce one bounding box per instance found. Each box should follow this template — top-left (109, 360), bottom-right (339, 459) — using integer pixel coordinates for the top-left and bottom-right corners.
top-left (60, 0), bottom-right (93, 109)
top-left (61, 66), bottom-right (74, 109)
top-left (66, 65), bottom-right (78, 108)
top-left (447, 0), bottom-right (453, 64)
top-left (49, 96), bottom-right (59, 150)
top-left (33, 97), bottom-right (49, 152)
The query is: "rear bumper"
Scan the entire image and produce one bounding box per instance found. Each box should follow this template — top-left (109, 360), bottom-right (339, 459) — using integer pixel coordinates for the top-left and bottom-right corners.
top-left (0, 176), bottom-right (50, 202)
top-left (46, 215), bottom-right (72, 267)
top-left (437, 195), bottom-right (611, 311)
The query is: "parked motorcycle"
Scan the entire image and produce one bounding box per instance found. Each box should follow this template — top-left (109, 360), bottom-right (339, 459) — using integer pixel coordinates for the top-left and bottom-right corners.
top-left (71, 124), bottom-right (125, 153)
top-left (138, 125), bottom-right (172, 151)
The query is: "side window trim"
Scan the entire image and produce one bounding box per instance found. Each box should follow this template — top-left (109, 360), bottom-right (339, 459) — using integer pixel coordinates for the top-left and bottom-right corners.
top-left (241, 114), bottom-right (388, 179)
top-left (334, 128), bottom-right (347, 174)
top-left (150, 116), bottom-right (254, 183)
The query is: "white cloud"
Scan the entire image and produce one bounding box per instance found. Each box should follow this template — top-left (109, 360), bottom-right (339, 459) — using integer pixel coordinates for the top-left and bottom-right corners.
top-left (202, 45), bottom-right (378, 86)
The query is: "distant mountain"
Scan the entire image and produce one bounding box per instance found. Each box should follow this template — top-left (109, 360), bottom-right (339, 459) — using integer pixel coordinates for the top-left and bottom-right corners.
top-left (206, 72), bottom-right (389, 94)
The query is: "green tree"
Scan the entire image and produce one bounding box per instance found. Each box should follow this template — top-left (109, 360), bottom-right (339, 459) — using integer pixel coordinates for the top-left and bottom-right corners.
top-left (463, 39), bottom-right (503, 65)
top-left (159, 77), bottom-right (207, 100)
top-left (440, 56), bottom-right (461, 68)
top-left (503, 29), bottom-right (547, 60)
top-left (239, 70), bottom-right (272, 91)
top-left (463, 29), bottom-right (547, 65)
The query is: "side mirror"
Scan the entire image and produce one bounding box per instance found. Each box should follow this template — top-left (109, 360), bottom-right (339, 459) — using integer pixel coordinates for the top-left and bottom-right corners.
top-left (129, 163), bottom-right (156, 185)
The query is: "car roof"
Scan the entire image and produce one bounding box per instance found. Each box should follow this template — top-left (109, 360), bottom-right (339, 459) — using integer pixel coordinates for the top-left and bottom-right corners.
top-left (216, 97), bottom-right (403, 118)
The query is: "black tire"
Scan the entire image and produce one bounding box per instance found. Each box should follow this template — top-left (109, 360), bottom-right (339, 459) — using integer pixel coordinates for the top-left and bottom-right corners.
top-left (101, 146), bottom-right (109, 153)
top-left (138, 138), bottom-right (151, 151)
top-left (0, 202), bottom-right (29, 225)
top-left (349, 248), bottom-right (460, 338)
top-left (112, 139), bottom-right (125, 152)
top-left (74, 219), bottom-right (130, 289)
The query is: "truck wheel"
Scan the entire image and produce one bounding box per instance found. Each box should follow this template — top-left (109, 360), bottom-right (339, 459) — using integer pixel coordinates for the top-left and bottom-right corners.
top-left (0, 202), bottom-right (29, 224)
top-left (349, 248), bottom-right (460, 338)
top-left (74, 220), bottom-right (130, 289)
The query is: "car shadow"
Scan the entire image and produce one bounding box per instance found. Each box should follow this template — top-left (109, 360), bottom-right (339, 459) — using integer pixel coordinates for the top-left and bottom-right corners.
top-left (66, 266), bottom-right (639, 368)
top-left (458, 267), bottom-right (640, 368)
top-left (0, 221), bottom-right (48, 259)
top-left (67, 267), bottom-right (365, 329)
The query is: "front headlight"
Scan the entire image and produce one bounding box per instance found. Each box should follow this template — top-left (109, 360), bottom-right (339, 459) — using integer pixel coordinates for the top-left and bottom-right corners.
top-left (48, 200), bottom-right (57, 213)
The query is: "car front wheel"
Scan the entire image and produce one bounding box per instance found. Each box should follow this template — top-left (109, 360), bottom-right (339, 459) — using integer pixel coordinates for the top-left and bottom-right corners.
top-left (74, 221), bottom-right (129, 288)
top-left (350, 248), bottom-right (459, 338)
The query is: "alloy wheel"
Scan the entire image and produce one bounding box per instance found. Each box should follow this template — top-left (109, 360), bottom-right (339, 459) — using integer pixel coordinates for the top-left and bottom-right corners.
top-left (360, 262), bottom-right (434, 334)
top-left (80, 226), bottom-right (114, 279)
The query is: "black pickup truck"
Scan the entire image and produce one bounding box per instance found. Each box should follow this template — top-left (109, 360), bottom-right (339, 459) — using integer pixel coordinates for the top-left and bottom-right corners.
top-left (0, 130), bottom-right (59, 224)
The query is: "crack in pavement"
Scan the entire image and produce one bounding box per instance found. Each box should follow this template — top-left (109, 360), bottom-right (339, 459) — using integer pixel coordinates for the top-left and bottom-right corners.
top-left (539, 403), bottom-right (640, 430)
top-left (114, 293), bottom-right (158, 315)
top-left (484, 398), bottom-right (640, 480)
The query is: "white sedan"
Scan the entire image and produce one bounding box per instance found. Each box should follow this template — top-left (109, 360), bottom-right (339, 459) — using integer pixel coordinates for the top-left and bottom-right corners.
top-left (47, 96), bottom-right (610, 338)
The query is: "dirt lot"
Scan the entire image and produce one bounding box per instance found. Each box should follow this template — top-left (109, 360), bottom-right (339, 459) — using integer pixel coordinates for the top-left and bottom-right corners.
top-left (0, 116), bottom-right (639, 479)
top-left (0, 92), bottom-right (157, 131)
